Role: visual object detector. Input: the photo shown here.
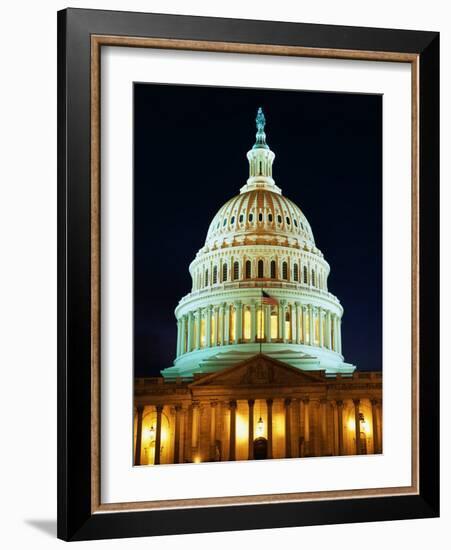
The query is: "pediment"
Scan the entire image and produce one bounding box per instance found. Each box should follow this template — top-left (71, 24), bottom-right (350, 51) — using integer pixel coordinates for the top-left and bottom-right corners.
top-left (189, 354), bottom-right (324, 388)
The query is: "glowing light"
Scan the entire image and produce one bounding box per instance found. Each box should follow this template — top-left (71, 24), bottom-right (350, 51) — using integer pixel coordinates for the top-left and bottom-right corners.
top-left (193, 455), bottom-right (201, 464)
top-left (256, 416), bottom-right (264, 437)
top-left (148, 425), bottom-right (155, 439)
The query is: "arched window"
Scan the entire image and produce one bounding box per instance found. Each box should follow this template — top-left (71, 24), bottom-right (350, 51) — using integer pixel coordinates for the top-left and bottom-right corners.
top-left (213, 265), bottom-right (218, 284)
top-left (282, 261), bottom-right (288, 280)
top-left (204, 269), bottom-right (209, 287)
top-left (258, 259), bottom-right (264, 278)
top-left (222, 263), bottom-right (228, 282)
top-left (245, 260), bottom-right (251, 279)
top-left (249, 213), bottom-right (254, 222)
top-left (268, 213), bottom-right (273, 223)
top-left (277, 214), bottom-right (282, 224)
top-left (270, 260), bottom-right (276, 279)
top-left (233, 261), bottom-right (239, 280)
top-left (293, 263), bottom-right (299, 282)
top-left (311, 269), bottom-right (316, 287)
top-left (303, 266), bottom-right (308, 284)
top-left (258, 212), bottom-right (263, 222)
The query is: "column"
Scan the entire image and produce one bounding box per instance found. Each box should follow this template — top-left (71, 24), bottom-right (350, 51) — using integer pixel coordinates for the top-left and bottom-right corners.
top-left (250, 301), bottom-right (257, 342)
top-left (278, 301), bottom-right (284, 341)
top-left (206, 306), bottom-right (212, 348)
top-left (180, 315), bottom-right (187, 354)
top-left (320, 399), bottom-right (328, 455)
top-left (196, 308), bottom-right (202, 349)
top-left (229, 400), bottom-right (237, 461)
top-left (173, 405), bottom-right (182, 464)
top-left (224, 303), bottom-right (230, 345)
top-left (266, 399), bottom-right (273, 459)
top-left (264, 304), bottom-right (271, 342)
top-left (291, 398), bottom-right (300, 458)
top-left (214, 306), bottom-right (220, 346)
top-left (337, 318), bottom-right (342, 354)
top-left (336, 400), bottom-right (344, 455)
top-left (248, 399), bottom-right (255, 460)
top-left (295, 303), bottom-right (301, 344)
top-left (191, 402), bottom-right (200, 459)
top-left (290, 305), bottom-right (296, 343)
top-left (284, 398), bottom-right (292, 458)
top-left (280, 300), bottom-right (287, 342)
top-left (210, 401), bottom-right (218, 460)
top-left (187, 312), bottom-right (193, 352)
top-left (235, 301), bottom-right (242, 344)
top-left (318, 308), bottom-right (324, 348)
top-left (353, 399), bottom-right (361, 455)
top-left (176, 319), bottom-right (181, 356)
top-left (134, 405), bottom-right (144, 466)
top-left (303, 399), bottom-right (310, 456)
top-left (371, 399), bottom-right (380, 453)
top-left (154, 405), bottom-right (163, 465)
top-left (326, 311), bottom-right (332, 349)
top-left (301, 306), bottom-right (307, 344)
top-left (309, 304), bottom-right (314, 346)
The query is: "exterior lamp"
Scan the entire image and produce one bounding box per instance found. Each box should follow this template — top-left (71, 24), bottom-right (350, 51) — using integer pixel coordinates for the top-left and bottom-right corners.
top-left (359, 413), bottom-right (369, 435)
top-left (256, 416), bottom-right (264, 437)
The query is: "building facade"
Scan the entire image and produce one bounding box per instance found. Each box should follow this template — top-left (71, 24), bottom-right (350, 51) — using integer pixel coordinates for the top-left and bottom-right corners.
top-left (134, 108), bottom-right (382, 465)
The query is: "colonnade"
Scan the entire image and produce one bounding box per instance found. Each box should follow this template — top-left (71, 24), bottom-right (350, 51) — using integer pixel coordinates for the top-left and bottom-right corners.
top-left (134, 397), bottom-right (382, 465)
top-left (176, 301), bottom-right (342, 357)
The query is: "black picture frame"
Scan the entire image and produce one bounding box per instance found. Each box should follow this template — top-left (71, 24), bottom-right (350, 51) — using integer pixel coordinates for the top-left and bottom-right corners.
top-left (57, 8), bottom-right (439, 541)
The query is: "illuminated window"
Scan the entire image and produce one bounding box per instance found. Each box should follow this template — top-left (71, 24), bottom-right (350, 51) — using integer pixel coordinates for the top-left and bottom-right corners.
top-left (270, 309), bottom-right (278, 340)
top-left (270, 260), bottom-right (276, 279)
top-left (285, 310), bottom-right (291, 340)
top-left (314, 313), bottom-right (319, 345)
top-left (213, 266), bottom-right (218, 284)
top-left (245, 260), bottom-right (251, 279)
top-left (222, 263), bottom-right (228, 282)
top-left (282, 261), bottom-right (288, 280)
top-left (258, 260), bottom-right (264, 278)
top-left (305, 312), bottom-right (310, 342)
top-left (303, 266), bottom-right (308, 283)
top-left (243, 308), bottom-right (251, 340)
top-left (200, 315), bottom-right (206, 348)
top-left (233, 261), bottom-right (239, 280)
top-left (293, 263), bottom-right (299, 281)
top-left (256, 307), bottom-right (264, 339)
top-left (230, 306), bottom-right (236, 342)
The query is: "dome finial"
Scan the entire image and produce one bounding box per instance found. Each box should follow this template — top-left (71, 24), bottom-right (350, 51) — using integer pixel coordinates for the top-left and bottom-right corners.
top-left (253, 107), bottom-right (269, 149)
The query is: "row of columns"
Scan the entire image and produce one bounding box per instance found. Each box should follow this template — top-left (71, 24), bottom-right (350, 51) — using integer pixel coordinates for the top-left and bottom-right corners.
top-left (176, 302), bottom-right (342, 356)
top-left (135, 398), bottom-right (381, 465)
top-left (192, 260), bottom-right (327, 292)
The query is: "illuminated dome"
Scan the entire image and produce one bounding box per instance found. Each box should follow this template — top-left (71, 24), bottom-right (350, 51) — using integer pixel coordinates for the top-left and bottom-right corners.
top-left (161, 108), bottom-right (356, 380)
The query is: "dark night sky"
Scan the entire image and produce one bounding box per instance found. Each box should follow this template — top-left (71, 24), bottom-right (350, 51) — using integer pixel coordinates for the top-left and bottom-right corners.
top-left (134, 83), bottom-right (382, 377)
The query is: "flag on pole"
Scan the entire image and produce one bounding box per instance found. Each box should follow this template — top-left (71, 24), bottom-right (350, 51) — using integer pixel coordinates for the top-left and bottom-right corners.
top-left (261, 290), bottom-right (278, 306)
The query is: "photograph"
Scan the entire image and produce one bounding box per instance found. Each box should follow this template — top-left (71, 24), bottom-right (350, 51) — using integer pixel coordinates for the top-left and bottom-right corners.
top-left (132, 83), bottom-right (383, 466)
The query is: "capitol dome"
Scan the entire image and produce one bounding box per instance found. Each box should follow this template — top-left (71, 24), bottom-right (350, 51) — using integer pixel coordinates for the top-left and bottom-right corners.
top-left (161, 108), bottom-right (356, 380)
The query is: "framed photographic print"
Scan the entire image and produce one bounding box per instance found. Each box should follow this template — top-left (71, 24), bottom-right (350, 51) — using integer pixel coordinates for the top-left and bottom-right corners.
top-left (57, 8), bottom-right (439, 541)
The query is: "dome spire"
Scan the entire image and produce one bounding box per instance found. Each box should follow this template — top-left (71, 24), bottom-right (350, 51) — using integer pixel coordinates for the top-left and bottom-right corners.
top-left (253, 107), bottom-right (269, 149)
top-left (240, 107), bottom-right (281, 195)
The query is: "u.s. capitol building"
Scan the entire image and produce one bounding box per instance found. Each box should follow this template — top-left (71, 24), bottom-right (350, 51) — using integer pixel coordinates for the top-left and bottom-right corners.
top-left (134, 109), bottom-right (382, 466)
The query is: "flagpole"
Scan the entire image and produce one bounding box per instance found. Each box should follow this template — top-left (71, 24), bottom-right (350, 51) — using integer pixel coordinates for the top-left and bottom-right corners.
top-left (260, 290), bottom-right (263, 354)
